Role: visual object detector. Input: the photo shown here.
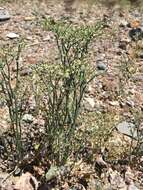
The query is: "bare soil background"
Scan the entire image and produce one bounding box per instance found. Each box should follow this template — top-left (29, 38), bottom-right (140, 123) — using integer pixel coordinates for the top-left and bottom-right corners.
top-left (0, 0), bottom-right (143, 189)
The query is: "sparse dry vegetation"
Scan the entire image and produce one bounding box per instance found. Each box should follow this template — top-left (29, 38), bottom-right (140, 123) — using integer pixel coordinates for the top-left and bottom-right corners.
top-left (0, 0), bottom-right (143, 189)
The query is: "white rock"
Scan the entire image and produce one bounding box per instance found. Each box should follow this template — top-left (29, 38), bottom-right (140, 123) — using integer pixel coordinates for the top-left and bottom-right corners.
top-left (127, 184), bottom-right (139, 190)
top-left (6, 32), bottom-right (19, 39)
top-left (43, 35), bottom-right (51, 41)
top-left (109, 101), bottom-right (119, 106)
top-left (116, 121), bottom-right (138, 139)
top-left (22, 114), bottom-right (34, 123)
top-left (0, 9), bottom-right (11, 21)
top-left (46, 166), bottom-right (59, 181)
top-left (84, 97), bottom-right (95, 111)
top-left (119, 19), bottom-right (128, 27)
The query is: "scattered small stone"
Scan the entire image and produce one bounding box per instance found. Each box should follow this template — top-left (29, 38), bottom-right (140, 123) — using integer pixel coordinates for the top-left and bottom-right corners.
top-left (129, 28), bottom-right (143, 41)
top-left (119, 19), bottom-right (128, 27)
top-left (126, 100), bottom-right (135, 107)
top-left (24, 16), bottom-right (35, 21)
top-left (133, 10), bottom-right (141, 18)
top-left (133, 74), bottom-right (143, 82)
top-left (118, 40), bottom-right (127, 50)
top-left (22, 114), bottom-right (34, 123)
top-left (0, 9), bottom-right (11, 21)
top-left (137, 51), bottom-right (143, 59)
top-left (116, 121), bottom-right (138, 140)
top-left (43, 35), bottom-right (51, 42)
top-left (109, 101), bottom-right (119, 106)
top-left (14, 168), bottom-right (21, 176)
top-left (20, 67), bottom-right (32, 76)
top-left (96, 62), bottom-right (107, 71)
top-left (127, 184), bottom-right (139, 190)
top-left (6, 32), bottom-right (19, 39)
top-left (130, 20), bottom-right (140, 28)
top-left (84, 97), bottom-right (95, 111)
top-left (46, 166), bottom-right (59, 181)
top-left (26, 36), bottom-right (33, 41)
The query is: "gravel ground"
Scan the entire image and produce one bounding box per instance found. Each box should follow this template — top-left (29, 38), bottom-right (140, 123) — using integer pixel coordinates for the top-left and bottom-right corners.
top-left (0, 0), bottom-right (143, 189)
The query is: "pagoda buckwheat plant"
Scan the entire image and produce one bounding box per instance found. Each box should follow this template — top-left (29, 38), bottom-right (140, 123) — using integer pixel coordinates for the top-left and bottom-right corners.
top-left (0, 41), bottom-right (27, 162)
top-left (32, 19), bottom-right (104, 165)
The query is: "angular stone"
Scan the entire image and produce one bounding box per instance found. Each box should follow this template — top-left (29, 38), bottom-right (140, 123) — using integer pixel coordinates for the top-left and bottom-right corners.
top-left (96, 61), bottom-right (107, 71)
top-left (109, 101), bottom-right (119, 106)
top-left (119, 19), bottom-right (128, 27)
top-left (22, 114), bottom-right (34, 123)
top-left (46, 166), bottom-right (59, 181)
top-left (84, 97), bottom-right (95, 111)
top-left (6, 32), bottom-right (19, 39)
top-left (133, 74), bottom-right (143, 82)
top-left (0, 9), bottom-right (11, 21)
top-left (24, 16), bottom-right (35, 21)
top-left (129, 28), bottom-right (143, 41)
top-left (137, 51), bottom-right (143, 58)
top-left (116, 121), bottom-right (138, 139)
top-left (20, 67), bottom-right (32, 76)
top-left (127, 184), bottom-right (139, 190)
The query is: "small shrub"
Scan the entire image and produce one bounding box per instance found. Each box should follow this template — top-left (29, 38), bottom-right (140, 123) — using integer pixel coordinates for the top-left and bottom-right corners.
top-left (0, 41), bottom-right (28, 162)
top-left (32, 20), bottom-right (104, 165)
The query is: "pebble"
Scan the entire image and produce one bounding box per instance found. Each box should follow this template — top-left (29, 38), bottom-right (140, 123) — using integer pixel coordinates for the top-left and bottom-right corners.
top-left (43, 35), bottom-right (51, 42)
top-left (116, 121), bottom-right (138, 140)
top-left (24, 16), bottom-right (35, 21)
top-left (6, 32), bottom-right (19, 39)
top-left (132, 10), bottom-right (141, 18)
top-left (26, 36), bottom-right (33, 41)
top-left (118, 41), bottom-right (127, 50)
top-left (133, 74), bottom-right (143, 82)
top-left (119, 19), bottom-right (128, 27)
top-left (127, 184), bottom-right (139, 190)
top-left (84, 97), bottom-right (95, 111)
top-left (46, 166), bottom-right (59, 181)
top-left (0, 8), bottom-right (10, 21)
top-left (109, 101), bottom-right (119, 106)
top-left (96, 62), bottom-right (107, 71)
top-left (137, 51), bottom-right (143, 59)
top-left (20, 67), bottom-right (32, 76)
top-left (22, 114), bottom-right (34, 123)
top-left (126, 100), bottom-right (135, 107)
top-left (129, 28), bottom-right (143, 41)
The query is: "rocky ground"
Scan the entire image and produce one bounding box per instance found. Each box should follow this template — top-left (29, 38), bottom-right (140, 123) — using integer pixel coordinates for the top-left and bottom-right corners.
top-left (0, 0), bottom-right (143, 189)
